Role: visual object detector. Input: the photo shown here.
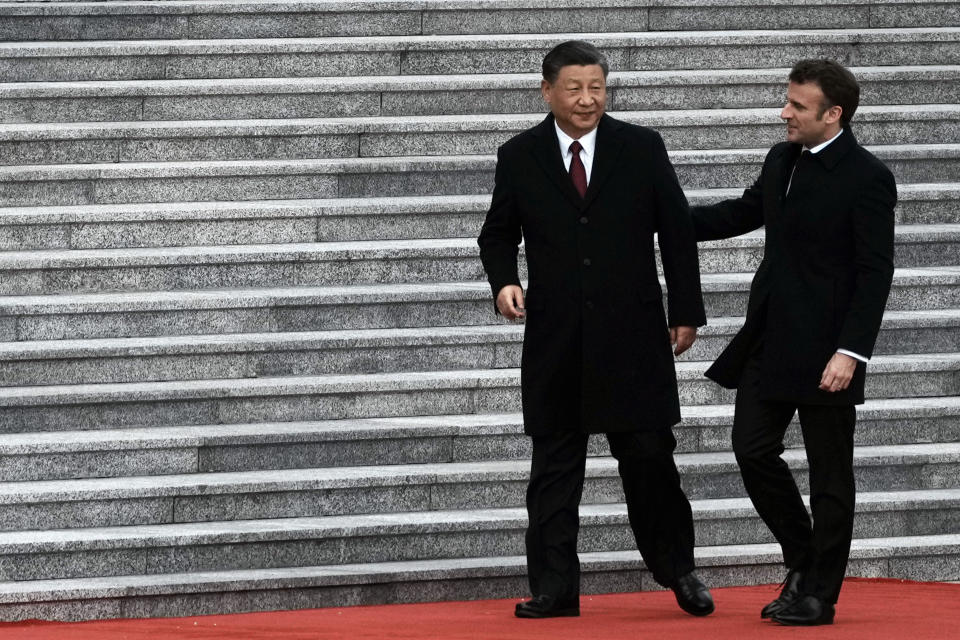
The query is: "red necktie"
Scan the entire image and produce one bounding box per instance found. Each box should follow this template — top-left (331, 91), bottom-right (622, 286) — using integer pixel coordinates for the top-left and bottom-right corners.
top-left (569, 140), bottom-right (587, 198)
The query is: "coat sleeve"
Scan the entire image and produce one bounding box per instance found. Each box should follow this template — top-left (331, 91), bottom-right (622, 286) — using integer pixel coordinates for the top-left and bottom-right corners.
top-left (837, 164), bottom-right (897, 358)
top-left (689, 159), bottom-right (767, 241)
top-left (651, 131), bottom-right (707, 328)
top-left (478, 145), bottom-right (523, 310)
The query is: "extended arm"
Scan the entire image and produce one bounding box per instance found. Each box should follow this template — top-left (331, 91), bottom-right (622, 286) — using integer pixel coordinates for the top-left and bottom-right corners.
top-left (690, 170), bottom-right (765, 242)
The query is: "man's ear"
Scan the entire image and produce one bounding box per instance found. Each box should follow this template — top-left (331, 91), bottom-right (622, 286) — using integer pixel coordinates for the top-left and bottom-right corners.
top-left (823, 104), bottom-right (843, 126)
top-left (541, 79), bottom-right (552, 105)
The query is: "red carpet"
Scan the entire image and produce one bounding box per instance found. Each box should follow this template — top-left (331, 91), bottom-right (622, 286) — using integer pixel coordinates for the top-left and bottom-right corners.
top-left (2, 579), bottom-right (957, 639)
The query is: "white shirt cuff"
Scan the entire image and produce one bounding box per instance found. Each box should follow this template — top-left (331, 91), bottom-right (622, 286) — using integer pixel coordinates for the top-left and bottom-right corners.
top-left (837, 349), bottom-right (869, 363)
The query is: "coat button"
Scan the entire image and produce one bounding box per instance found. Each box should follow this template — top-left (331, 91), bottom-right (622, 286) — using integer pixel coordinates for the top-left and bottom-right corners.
top-left (579, 216), bottom-right (588, 224)
top-left (583, 258), bottom-right (591, 266)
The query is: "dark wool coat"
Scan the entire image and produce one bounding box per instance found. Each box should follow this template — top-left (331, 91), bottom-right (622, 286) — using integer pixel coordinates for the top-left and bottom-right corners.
top-left (691, 128), bottom-right (896, 405)
top-left (478, 113), bottom-right (706, 436)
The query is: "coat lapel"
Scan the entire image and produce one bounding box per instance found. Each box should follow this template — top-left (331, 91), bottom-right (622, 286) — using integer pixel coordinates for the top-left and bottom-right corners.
top-left (779, 142), bottom-right (803, 197)
top-left (530, 113), bottom-right (584, 208)
top-left (582, 114), bottom-right (625, 210)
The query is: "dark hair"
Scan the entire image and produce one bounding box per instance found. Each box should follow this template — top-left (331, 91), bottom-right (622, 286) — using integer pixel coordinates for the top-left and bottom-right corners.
top-left (542, 40), bottom-right (609, 84)
top-left (788, 59), bottom-right (860, 126)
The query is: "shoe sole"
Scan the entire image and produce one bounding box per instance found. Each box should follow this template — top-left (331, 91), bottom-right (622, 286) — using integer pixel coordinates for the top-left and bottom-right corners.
top-left (678, 601), bottom-right (715, 617)
top-left (771, 611), bottom-right (835, 626)
top-left (515, 608), bottom-right (580, 619)
top-left (771, 617), bottom-right (834, 626)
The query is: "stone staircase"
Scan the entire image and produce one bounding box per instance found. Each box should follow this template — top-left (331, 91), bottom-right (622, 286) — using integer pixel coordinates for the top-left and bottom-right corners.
top-left (0, 0), bottom-right (957, 621)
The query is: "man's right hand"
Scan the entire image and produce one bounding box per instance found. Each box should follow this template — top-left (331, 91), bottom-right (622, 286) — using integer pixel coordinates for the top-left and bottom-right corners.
top-left (496, 285), bottom-right (526, 320)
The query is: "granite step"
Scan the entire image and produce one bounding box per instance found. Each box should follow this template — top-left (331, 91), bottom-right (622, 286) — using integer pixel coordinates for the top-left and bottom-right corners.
top-left (1, 307), bottom-right (958, 388)
top-left (0, 144), bottom-right (956, 206)
top-left (0, 533), bottom-right (955, 621)
top-left (1, 185), bottom-right (955, 250)
top-left (2, 104), bottom-right (957, 164)
top-left (3, 66), bottom-right (955, 123)
top-left (0, 489), bottom-right (954, 582)
top-left (0, 443), bottom-right (956, 532)
top-left (0, 224), bottom-right (954, 296)
top-left (0, 396), bottom-right (957, 481)
top-left (0, 239), bottom-right (492, 296)
top-left (0, 267), bottom-right (956, 341)
top-left (1, 28), bottom-right (958, 82)
top-left (0, 353), bottom-right (958, 432)
top-left (1, 0), bottom-right (952, 41)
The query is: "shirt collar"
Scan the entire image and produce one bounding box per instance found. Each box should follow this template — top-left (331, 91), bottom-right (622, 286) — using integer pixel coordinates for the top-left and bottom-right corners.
top-left (806, 128), bottom-right (844, 154)
top-left (555, 120), bottom-right (598, 158)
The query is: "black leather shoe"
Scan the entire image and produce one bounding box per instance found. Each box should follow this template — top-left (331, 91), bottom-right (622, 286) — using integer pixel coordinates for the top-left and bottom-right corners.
top-left (514, 595), bottom-right (580, 618)
top-left (771, 595), bottom-right (835, 626)
top-left (671, 572), bottom-right (715, 616)
top-left (761, 569), bottom-right (804, 619)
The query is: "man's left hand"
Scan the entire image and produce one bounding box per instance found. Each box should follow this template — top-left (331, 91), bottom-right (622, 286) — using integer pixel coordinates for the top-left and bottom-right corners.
top-left (819, 352), bottom-right (857, 392)
top-left (669, 326), bottom-right (697, 356)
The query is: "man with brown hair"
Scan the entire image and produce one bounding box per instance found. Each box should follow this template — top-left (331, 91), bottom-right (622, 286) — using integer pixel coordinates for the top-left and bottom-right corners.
top-left (691, 59), bottom-right (897, 625)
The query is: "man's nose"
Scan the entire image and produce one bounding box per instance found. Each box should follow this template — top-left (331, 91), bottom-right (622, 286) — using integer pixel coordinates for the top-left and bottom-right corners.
top-left (780, 104), bottom-right (792, 120)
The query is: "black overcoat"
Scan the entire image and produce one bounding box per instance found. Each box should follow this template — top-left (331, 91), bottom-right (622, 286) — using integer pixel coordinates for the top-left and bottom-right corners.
top-left (478, 113), bottom-right (706, 436)
top-left (691, 128), bottom-right (896, 405)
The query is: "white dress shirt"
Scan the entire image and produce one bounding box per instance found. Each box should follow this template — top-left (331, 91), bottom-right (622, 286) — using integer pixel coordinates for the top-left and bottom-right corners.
top-left (807, 129), bottom-right (844, 154)
top-left (555, 121), bottom-right (598, 185)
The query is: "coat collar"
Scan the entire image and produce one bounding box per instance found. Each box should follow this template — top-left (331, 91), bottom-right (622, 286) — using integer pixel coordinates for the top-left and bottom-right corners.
top-left (810, 126), bottom-right (857, 171)
top-left (530, 113), bottom-right (625, 209)
top-left (781, 126), bottom-right (858, 171)
top-left (776, 127), bottom-right (857, 198)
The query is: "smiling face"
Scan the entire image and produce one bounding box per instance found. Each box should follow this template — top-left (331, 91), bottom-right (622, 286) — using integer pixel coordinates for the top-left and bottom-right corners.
top-left (541, 64), bottom-right (607, 139)
top-left (780, 80), bottom-right (843, 147)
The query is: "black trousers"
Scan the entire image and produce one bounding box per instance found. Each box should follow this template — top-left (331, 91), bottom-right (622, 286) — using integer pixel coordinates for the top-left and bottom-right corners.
top-left (525, 428), bottom-right (696, 601)
top-left (734, 344), bottom-right (856, 604)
